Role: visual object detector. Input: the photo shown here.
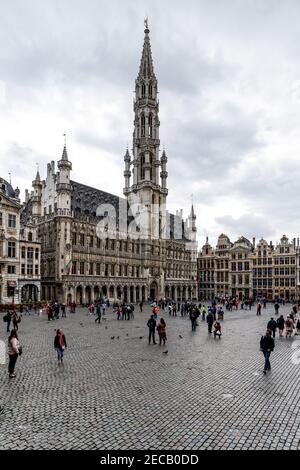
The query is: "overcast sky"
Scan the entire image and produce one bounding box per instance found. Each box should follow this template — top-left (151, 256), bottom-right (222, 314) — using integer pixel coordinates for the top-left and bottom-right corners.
top-left (1, 0), bottom-right (300, 248)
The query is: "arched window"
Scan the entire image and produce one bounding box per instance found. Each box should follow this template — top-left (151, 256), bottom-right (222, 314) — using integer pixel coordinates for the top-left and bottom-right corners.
top-left (141, 115), bottom-right (145, 137)
top-left (141, 83), bottom-right (146, 98)
top-left (140, 154), bottom-right (145, 180)
top-left (148, 113), bottom-right (153, 138)
top-left (28, 232), bottom-right (33, 242)
top-left (149, 153), bottom-right (153, 180)
top-left (149, 83), bottom-right (153, 98)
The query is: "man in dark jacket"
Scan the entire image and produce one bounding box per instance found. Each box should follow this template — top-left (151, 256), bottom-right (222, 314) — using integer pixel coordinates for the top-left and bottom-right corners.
top-left (147, 315), bottom-right (157, 344)
top-left (207, 312), bottom-right (214, 334)
top-left (260, 330), bottom-right (275, 374)
top-left (267, 317), bottom-right (277, 338)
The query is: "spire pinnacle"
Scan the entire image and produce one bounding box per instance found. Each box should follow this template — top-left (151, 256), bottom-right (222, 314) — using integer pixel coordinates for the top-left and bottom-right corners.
top-left (62, 134), bottom-right (68, 161)
top-left (35, 163), bottom-right (41, 181)
top-left (138, 19), bottom-right (155, 80)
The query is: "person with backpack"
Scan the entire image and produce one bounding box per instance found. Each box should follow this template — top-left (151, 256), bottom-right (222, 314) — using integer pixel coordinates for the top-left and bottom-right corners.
top-left (147, 315), bottom-right (157, 344)
top-left (277, 315), bottom-right (285, 337)
top-left (267, 317), bottom-right (277, 338)
top-left (260, 330), bottom-right (275, 374)
top-left (8, 329), bottom-right (20, 378)
top-left (190, 309), bottom-right (197, 332)
top-left (54, 329), bottom-right (67, 363)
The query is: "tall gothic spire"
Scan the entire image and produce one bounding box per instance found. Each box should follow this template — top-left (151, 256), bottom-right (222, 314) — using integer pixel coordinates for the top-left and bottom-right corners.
top-left (138, 19), bottom-right (156, 81)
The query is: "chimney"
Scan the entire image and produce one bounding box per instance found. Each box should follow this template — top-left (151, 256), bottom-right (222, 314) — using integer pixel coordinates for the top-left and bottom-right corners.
top-left (293, 238), bottom-right (296, 249)
top-left (252, 237), bottom-right (256, 248)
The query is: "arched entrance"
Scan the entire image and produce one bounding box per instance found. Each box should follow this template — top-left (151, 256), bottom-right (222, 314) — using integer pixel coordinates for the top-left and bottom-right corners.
top-left (76, 286), bottom-right (83, 304)
top-left (150, 281), bottom-right (158, 301)
top-left (117, 286), bottom-right (122, 300)
top-left (136, 286), bottom-right (140, 302)
top-left (21, 284), bottom-right (38, 302)
top-left (188, 287), bottom-right (192, 300)
top-left (165, 286), bottom-right (170, 299)
top-left (182, 286), bottom-right (186, 301)
top-left (177, 286), bottom-right (181, 301)
top-left (85, 286), bottom-right (91, 304)
top-left (123, 286), bottom-right (128, 303)
top-left (142, 286), bottom-right (146, 301)
top-left (109, 285), bottom-right (114, 300)
top-left (171, 286), bottom-right (175, 301)
top-left (94, 286), bottom-right (100, 302)
top-left (130, 286), bottom-right (134, 303)
top-left (102, 286), bottom-right (107, 298)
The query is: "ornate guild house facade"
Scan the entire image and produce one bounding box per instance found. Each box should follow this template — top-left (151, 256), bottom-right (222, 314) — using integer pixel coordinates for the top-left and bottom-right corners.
top-left (22, 23), bottom-right (198, 304)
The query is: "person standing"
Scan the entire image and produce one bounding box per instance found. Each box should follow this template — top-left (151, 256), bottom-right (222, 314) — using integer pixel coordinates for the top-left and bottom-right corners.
top-left (54, 329), bottom-right (67, 363)
top-left (256, 303), bottom-right (262, 316)
top-left (260, 330), bottom-right (275, 374)
top-left (277, 315), bottom-right (285, 337)
top-left (147, 315), bottom-right (157, 344)
top-left (5, 310), bottom-right (12, 333)
top-left (12, 311), bottom-right (19, 331)
top-left (296, 318), bottom-right (300, 336)
top-left (190, 309), bottom-right (197, 332)
top-left (8, 329), bottom-right (20, 378)
top-left (139, 301), bottom-right (143, 313)
top-left (157, 318), bottom-right (167, 346)
top-left (274, 301), bottom-right (280, 315)
top-left (61, 303), bottom-right (66, 318)
top-left (207, 311), bottom-right (214, 334)
top-left (267, 317), bottom-right (277, 338)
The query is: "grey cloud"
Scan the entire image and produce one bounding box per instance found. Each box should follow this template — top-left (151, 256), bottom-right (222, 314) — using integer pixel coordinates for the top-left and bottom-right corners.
top-left (215, 214), bottom-right (275, 241)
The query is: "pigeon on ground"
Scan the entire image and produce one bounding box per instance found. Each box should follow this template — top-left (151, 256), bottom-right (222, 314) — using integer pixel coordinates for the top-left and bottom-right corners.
top-left (126, 333), bottom-right (129, 336)
top-left (117, 336), bottom-right (120, 339)
top-left (179, 335), bottom-right (183, 339)
top-left (163, 350), bottom-right (168, 355)
top-left (111, 336), bottom-right (115, 340)
top-left (139, 336), bottom-right (143, 339)
top-left (105, 326), bottom-right (108, 330)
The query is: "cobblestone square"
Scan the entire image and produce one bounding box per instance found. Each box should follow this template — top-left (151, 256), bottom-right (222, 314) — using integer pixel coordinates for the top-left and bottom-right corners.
top-left (0, 304), bottom-right (300, 450)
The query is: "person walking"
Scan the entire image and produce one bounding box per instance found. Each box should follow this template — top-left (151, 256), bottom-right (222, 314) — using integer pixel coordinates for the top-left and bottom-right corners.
top-left (8, 329), bottom-right (20, 378)
top-left (267, 317), bottom-right (277, 338)
top-left (95, 303), bottom-right (102, 324)
top-left (285, 315), bottom-right (294, 338)
top-left (147, 315), bottom-right (157, 345)
top-left (207, 311), bottom-right (214, 334)
top-left (296, 318), bottom-right (300, 336)
top-left (277, 315), bottom-right (285, 337)
top-left (139, 301), bottom-right (143, 313)
top-left (274, 301), bottom-right (280, 315)
top-left (260, 330), bottom-right (275, 374)
top-left (54, 329), bottom-right (67, 363)
top-left (157, 318), bottom-right (167, 346)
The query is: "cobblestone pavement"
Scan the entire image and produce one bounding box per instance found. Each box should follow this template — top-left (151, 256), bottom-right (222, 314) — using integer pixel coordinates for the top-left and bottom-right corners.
top-left (0, 303), bottom-right (300, 450)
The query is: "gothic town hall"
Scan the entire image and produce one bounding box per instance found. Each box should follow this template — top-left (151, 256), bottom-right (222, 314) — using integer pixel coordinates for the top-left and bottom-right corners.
top-left (22, 23), bottom-right (198, 304)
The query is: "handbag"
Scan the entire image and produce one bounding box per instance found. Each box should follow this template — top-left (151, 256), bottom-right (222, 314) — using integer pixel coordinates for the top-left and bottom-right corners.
top-left (18, 346), bottom-right (23, 356)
